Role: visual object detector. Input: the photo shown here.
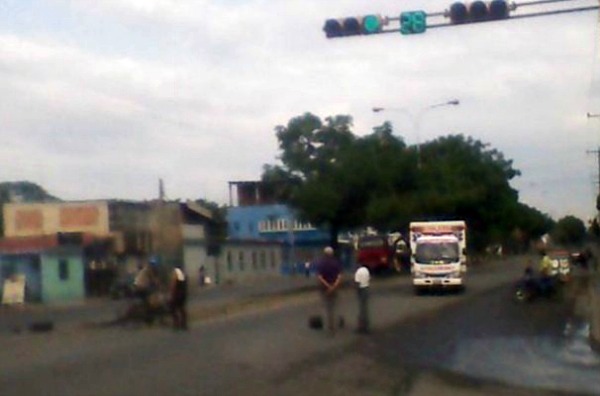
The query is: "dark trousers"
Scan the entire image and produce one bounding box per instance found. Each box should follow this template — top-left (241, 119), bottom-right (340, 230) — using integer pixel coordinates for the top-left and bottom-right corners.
top-left (320, 290), bottom-right (338, 333)
top-left (356, 287), bottom-right (369, 332)
top-left (170, 299), bottom-right (188, 330)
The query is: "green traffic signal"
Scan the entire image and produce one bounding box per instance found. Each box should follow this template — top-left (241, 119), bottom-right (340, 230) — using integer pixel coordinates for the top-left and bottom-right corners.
top-left (400, 11), bottom-right (427, 35)
top-left (363, 15), bottom-right (382, 34)
top-left (323, 14), bottom-right (385, 38)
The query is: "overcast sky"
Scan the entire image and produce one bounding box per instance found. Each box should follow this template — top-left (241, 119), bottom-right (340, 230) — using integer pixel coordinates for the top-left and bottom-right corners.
top-left (1, 0), bottom-right (600, 221)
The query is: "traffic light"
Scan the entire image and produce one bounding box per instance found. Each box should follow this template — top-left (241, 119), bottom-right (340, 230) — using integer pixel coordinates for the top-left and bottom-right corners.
top-left (448, 0), bottom-right (510, 24)
top-left (400, 11), bottom-right (427, 35)
top-left (323, 15), bottom-right (385, 38)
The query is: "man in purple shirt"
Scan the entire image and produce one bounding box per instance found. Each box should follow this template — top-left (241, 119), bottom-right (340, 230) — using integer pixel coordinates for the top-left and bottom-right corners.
top-left (315, 246), bottom-right (342, 334)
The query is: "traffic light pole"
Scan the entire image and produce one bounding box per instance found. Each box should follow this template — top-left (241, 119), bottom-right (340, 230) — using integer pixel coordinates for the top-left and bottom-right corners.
top-left (324, 0), bottom-right (599, 37)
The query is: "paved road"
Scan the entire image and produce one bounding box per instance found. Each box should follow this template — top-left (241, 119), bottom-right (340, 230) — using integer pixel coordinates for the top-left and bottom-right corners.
top-left (2, 256), bottom-right (590, 396)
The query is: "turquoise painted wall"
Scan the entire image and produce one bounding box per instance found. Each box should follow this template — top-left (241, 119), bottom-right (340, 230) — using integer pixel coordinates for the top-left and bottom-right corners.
top-left (41, 249), bottom-right (85, 303)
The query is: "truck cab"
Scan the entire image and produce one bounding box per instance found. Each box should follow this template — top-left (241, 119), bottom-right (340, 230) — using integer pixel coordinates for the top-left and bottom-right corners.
top-left (409, 221), bottom-right (466, 294)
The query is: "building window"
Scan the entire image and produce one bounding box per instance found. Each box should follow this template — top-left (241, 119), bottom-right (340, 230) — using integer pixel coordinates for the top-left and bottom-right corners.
top-left (227, 251), bottom-right (233, 272)
top-left (252, 251), bottom-right (257, 270)
top-left (260, 251), bottom-right (266, 269)
top-left (239, 251), bottom-right (245, 271)
top-left (271, 251), bottom-right (276, 269)
top-left (59, 259), bottom-right (69, 281)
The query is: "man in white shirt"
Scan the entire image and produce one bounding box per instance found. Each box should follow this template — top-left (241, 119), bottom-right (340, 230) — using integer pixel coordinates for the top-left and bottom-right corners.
top-left (354, 263), bottom-right (371, 334)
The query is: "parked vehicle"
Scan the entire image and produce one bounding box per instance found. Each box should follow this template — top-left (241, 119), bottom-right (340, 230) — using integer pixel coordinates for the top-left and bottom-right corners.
top-left (570, 251), bottom-right (588, 269)
top-left (356, 234), bottom-right (393, 273)
top-left (409, 221), bottom-right (467, 294)
top-left (114, 291), bottom-right (171, 326)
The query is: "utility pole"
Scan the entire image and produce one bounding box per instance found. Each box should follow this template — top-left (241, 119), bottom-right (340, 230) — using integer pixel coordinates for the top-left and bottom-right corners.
top-left (587, 114), bottom-right (600, 211)
top-left (587, 146), bottom-right (600, 193)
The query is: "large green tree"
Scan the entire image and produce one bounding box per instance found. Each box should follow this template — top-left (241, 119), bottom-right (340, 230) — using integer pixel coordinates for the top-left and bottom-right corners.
top-left (263, 114), bottom-right (553, 252)
top-left (413, 135), bottom-right (551, 250)
top-left (552, 215), bottom-right (587, 246)
top-left (262, 113), bottom-right (361, 248)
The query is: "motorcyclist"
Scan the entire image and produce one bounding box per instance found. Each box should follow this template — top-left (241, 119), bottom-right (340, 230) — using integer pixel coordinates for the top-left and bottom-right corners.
top-left (538, 250), bottom-right (554, 294)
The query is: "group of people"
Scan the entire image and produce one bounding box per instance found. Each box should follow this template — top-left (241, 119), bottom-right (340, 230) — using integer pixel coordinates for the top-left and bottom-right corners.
top-left (132, 258), bottom-right (189, 330)
top-left (314, 246), bottom-right (371, 335)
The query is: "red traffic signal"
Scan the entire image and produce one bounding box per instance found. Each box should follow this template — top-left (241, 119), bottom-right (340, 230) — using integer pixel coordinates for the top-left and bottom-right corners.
top-left (448, 0), bottom-right (510, 24)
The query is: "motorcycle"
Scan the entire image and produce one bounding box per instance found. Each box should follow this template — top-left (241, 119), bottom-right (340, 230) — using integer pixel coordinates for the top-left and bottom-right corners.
top-left (113, 291), bottom-right (172, 327)
top-left (514, 267), bottom-right (559, 303)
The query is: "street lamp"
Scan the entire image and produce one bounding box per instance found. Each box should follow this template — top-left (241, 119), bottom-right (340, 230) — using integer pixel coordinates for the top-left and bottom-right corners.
top-left (372, 99), bottom-right (460, 167)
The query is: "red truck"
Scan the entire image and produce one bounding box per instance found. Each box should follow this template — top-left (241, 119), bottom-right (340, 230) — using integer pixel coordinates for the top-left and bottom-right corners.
top-left (356, 234), bottom-right (408, 273)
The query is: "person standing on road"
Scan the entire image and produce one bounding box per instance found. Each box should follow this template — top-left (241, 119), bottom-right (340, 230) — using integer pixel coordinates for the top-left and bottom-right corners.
top-left (315, 246), bottom-right (343, 335)
top-left (133, 260), bottom-right (155, 304)
top-left (354, 263), bottom-right (370, 334)
top-left (198, 265), bottom-right (206, 287)
top-left (169, 264), bottom-right (188, 330)
top-left (133, 258), bottom-right (160, 323)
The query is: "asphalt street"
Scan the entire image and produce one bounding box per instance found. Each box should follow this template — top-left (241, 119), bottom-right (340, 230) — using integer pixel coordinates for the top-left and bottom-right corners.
top-left (0, 257), bottom-right (597, 396)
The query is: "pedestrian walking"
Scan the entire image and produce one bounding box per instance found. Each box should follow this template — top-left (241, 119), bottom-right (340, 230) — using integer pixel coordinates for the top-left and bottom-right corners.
top-left (354, 263), bottom-right (370, 334)
top-left (315, 246), bottom-right (342, 335)
top-left (304, 261), bottom-right (311, 278)
top-left (198, 265), bottom-right (206, 287)
top-left (169, 265), bottom-right (188, 330)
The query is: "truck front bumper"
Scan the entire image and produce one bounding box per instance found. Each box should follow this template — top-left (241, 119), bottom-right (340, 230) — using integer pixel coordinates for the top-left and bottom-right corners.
top-left (414, 278), bottom-right (463, 287)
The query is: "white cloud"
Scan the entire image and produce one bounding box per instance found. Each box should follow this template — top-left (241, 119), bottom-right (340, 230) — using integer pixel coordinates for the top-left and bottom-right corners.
top-left (1, 0), bottom-right (599, 219)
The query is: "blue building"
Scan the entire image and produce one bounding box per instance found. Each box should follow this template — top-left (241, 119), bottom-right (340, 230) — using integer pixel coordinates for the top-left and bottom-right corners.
top-left (0, 235), bottom-right (85, 304)
top-left (226, 181), bottom-right (353, 274)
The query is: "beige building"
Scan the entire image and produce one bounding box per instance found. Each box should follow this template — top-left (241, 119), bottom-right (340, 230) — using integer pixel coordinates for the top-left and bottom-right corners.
top-left (3, 201), bottom-right (110, 238)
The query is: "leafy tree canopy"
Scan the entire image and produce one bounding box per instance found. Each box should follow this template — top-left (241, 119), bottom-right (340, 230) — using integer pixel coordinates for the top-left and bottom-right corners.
top-left (552, 215), bottom-right (587, 246)
top-left (263, 113), bottom-right (556, 252)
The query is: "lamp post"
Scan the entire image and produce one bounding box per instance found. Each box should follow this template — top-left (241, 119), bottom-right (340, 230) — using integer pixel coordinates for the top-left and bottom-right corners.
top-left (373, 99), bottom-right (460, 167)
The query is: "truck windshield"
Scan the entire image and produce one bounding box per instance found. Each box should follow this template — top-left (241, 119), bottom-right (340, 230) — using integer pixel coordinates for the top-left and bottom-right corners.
top-left (415, 242), bottom-right (459, 264)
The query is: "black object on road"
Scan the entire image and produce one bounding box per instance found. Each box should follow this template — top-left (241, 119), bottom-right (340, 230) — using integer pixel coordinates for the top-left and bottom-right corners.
top-left (308, 315), bottom-right (323, 329)
top-left (29, 320), bottom-right (54, 332)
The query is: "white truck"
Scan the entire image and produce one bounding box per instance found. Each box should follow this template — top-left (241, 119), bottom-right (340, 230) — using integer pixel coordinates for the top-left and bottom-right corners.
top-left (409, 221), bottom-right (467, 294)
